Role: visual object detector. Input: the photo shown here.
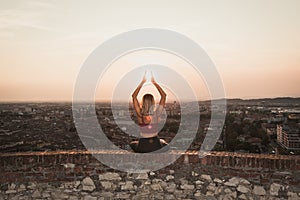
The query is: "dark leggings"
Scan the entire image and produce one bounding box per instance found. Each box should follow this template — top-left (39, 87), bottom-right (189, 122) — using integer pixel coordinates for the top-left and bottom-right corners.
top-left (130, 136), bottom-right (168, 153)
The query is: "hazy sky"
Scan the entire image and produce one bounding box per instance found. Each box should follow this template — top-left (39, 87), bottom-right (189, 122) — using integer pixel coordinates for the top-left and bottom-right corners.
top-left (1, 0), bottom-right (300, 102)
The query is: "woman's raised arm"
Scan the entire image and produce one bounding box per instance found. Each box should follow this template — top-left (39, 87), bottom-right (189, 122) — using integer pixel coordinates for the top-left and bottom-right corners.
top-left (151, 75), bottom-right (166, 107)
top-left (132, 72), bottom-right (146, 117)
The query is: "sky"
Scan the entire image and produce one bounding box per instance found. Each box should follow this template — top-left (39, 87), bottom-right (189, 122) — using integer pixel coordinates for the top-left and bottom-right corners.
top-left (0, 0), bottom-right (300, 102)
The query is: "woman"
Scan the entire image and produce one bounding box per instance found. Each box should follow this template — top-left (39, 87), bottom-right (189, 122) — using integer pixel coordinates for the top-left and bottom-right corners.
top-left (130, 72), bottom-right (168, 153)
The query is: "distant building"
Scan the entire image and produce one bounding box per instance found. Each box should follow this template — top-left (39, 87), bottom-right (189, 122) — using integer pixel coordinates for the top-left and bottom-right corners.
top-left (24, 107), bottom-right (32, 113)
top-left (246, 137), bottom-right (262, 146)
top-left (268, 115), bottom-right (286, 123)
top-left (288, 114), bottom-right (300, 123)
top-left (277, 124), bottom-right (300, 150)
top-left (262, 123), bottom-right (277, 136)
top-left (229, 110), bottom-right (243, 115)
top-left (166, 101), bottom-right (180, 117)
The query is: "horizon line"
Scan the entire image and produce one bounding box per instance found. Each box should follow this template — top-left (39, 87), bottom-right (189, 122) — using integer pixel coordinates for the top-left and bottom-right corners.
top-left (0, 96), bottom-right (299, 104)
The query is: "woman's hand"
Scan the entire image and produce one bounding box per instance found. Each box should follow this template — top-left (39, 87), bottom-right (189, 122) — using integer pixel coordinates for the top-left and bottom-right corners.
top-left (151, 72), bottom-right (156, 84)
top-left (142, 71), bottom-right (147, 84)
top-left (150, 72), bottom-right (166, 108)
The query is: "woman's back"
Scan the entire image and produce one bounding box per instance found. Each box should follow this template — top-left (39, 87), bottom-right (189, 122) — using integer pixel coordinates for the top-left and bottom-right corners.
top-left (138, 114), bottom-right (159, 138)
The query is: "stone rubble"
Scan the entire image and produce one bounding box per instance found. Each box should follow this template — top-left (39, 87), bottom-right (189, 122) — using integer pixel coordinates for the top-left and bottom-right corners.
top-left (253, 185), bottom-right (267, 196)
top-left (82, 177), bottom-right (96, 192)
top-left (0, 172), bottom-right (299, 199)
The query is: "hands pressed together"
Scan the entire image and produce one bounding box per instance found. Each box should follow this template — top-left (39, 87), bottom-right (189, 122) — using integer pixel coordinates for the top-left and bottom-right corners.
top-left (141, 71), bottom-right (156, 85)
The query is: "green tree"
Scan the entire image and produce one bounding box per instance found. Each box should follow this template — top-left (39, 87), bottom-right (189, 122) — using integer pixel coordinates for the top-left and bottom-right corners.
top-left (226, 131), bottom-right (239, 151)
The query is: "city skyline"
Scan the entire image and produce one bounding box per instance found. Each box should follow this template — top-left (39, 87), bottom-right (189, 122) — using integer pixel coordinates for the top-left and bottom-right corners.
top-left (1, 0), bottom-right (300, 102)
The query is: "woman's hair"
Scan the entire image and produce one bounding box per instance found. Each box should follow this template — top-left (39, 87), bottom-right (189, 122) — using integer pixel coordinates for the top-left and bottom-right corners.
top-left (141, 94), bottom-right (155, 115)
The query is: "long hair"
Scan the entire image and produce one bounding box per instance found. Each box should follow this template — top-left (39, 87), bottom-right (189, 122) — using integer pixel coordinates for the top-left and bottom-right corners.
top-left (141, 94), bottom-right (155, 115)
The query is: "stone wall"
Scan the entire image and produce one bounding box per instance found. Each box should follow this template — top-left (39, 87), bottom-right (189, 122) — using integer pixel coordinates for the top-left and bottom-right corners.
top-left (0, 150), bottom-right (300, 199)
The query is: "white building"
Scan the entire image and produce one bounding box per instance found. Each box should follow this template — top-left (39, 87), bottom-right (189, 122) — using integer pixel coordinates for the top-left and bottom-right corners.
top-left (277, 124), bottom-right (300, 150)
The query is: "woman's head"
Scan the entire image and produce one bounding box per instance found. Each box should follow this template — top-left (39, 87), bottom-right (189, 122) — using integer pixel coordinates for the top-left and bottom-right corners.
top-left (141, 94), bottom-right (155, 115)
